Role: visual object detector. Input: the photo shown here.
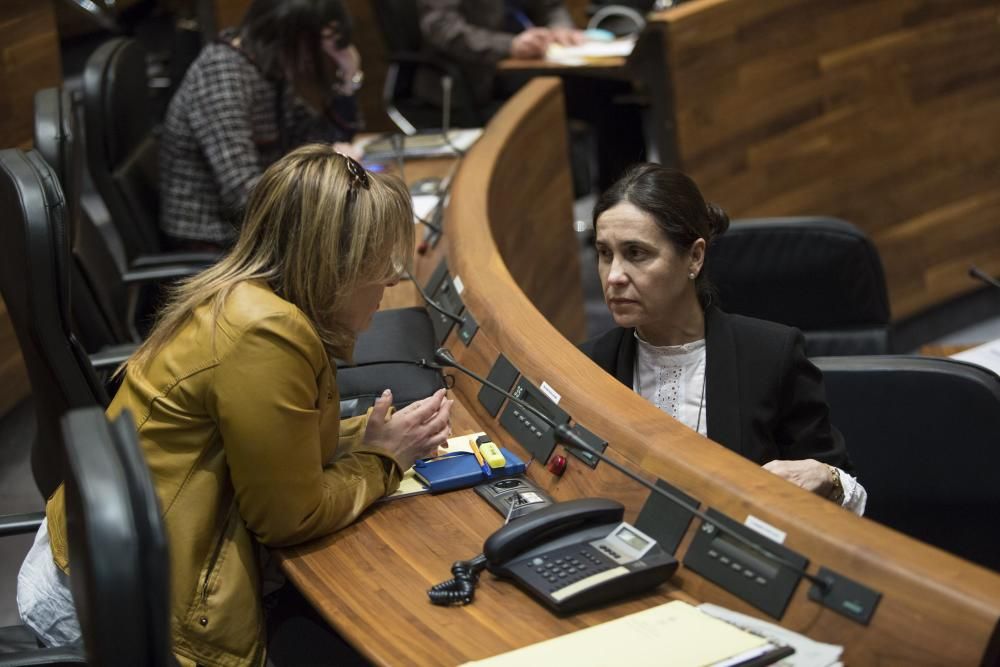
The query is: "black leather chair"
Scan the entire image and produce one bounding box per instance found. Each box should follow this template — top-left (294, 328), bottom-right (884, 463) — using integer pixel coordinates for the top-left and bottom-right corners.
top-left (706, 217), bottom-right (892, 356)
top-left (0, 148), bottom-right (110, 498)
top-left (34, 86), bottom-right (202, 349)
top-left (82, 37), bottom-right (218, 267)
top-left (371, 0), bottom-right (484, 134)
top-left (815, 355), bottom-right (1000, 571)
top-left (0, 408), bottom-right (175, 665)
top-left (61, 407), bottom-right (174, 666)
top-left (337, 307), bottom-right (446, 417)
top-left (83, 37), bottom-right (162, 261)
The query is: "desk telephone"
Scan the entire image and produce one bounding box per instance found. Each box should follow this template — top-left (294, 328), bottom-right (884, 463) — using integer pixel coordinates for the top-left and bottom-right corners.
top-left (430, 498), bottom-right (678, 613)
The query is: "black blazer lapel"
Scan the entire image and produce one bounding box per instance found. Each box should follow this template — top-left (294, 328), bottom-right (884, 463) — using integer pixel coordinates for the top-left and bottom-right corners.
top-left (615, 328), bottom-right (636, 388)
top-left (705, 307), bottom-right (744, 456)
top-left (583, 327), bottom-right (636, 389)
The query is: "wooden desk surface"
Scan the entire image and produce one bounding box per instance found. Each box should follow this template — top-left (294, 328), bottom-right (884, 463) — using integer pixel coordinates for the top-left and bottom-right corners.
top-left (280, 400), bottom-right (693, 666)
top-left (281, 79), bottom-right (1000, 666)
top-left (497, 56), bottom-right (627, 77)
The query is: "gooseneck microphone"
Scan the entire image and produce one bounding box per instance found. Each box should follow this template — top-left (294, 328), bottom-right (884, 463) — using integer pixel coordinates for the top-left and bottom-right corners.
top-left (407, 271), bottom-right (465, 326)
top-left (389, 133), bottom-right (442, 241)
top-left (969, 265), bottom-right (1000, 291)
top-left (439, 75), bottom-right (467, 158)
top-left (432, 346), bottom-right (833, 593)
top-left (337, 358), bottom-right (441, 371)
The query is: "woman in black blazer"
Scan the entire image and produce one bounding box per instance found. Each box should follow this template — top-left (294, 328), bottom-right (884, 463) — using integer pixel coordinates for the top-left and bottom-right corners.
top-left (582, 164), bottom-right (866, 513)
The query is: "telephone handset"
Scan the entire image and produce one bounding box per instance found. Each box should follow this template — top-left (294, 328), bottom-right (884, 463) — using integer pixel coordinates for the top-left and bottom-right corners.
top-left (483, 498), bottom-right (678, 613)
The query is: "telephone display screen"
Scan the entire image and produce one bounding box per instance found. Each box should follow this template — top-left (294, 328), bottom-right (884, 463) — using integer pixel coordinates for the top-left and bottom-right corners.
top-left (615, 526), bottom-right (651, 551)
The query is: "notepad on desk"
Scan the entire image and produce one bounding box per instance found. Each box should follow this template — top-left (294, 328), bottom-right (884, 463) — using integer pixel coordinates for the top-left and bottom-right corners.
top-left (545, 38), bottom-right (635, 65)
top-left (381, 432), bottom-right (524, 501)
top-left (460, 600), bottom-right (793, 667)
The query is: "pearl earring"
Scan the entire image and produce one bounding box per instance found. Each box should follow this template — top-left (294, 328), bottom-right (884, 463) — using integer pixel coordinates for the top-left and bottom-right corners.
top-left (688, 272), bottom-right (696, 280)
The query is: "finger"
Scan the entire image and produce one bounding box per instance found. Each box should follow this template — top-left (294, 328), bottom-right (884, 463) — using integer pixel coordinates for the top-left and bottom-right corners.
top-left (424, 423), bottom-right (452, 451)
top-left (412, 388), bottom-right (447, 414)
top-left (371, 389), bottom-right (392, 424)
top-left (418, 409), bottom-right (452, 441)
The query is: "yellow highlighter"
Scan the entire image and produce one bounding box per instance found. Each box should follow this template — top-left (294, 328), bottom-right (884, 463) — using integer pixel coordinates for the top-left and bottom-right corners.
top-left (476, 435), bottom-right (506, 469)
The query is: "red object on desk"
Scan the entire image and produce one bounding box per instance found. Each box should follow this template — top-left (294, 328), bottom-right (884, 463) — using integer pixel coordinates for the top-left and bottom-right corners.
top-left (547, 454), bottom-right (567, 477)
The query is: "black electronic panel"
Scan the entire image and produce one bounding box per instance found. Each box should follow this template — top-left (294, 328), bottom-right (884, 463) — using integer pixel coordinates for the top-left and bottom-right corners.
top-left (426, 266), bottom-right (467, 346)
top-left (457, 309), bottom-right (478, 346)
top-left (562, 423), bottom-right (607, 469)
top-left (634, 478), bottom-right (699, 556)
top-left (498, 378), bottom-right (570, 463)
top-left (684, 509), bottom-right (808, 619)
top-left (424, 259), bottom-right (449, 297)
top-left (478, 354), bottom-right (520, 417)
top-left (475, 476), bottom-right (554, 521)
top-left (808, 567), bottom-right (881, 626)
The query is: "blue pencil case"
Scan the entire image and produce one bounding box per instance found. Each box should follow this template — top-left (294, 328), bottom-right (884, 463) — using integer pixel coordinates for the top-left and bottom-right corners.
top-left (413, 448), bottom-right (526, 493)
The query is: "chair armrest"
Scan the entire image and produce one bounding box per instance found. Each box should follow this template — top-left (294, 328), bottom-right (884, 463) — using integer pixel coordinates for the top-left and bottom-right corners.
top-left (122, 264), bottom-right (205, 285)
top-left (391, 52), bottom-right (474, 88)
top-left (89, 343), bottom-right (137, 371)
top-left (0, 648), bottom-right (87, 665)
top-left (0, 511), bottom-right (44, 538)
top-left (131, 251), bottom-right (220, 268)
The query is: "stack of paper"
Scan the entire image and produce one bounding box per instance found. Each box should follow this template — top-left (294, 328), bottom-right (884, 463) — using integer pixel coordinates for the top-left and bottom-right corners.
top-left (460, 600), bottom-right (791, 667)
top-left (545, 38), bottom-right (635, 66)
top-left (951, 338), bottom-right (1000, 375)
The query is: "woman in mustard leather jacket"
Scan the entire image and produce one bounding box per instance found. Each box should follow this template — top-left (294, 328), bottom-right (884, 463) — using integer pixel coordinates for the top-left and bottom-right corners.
top-left (18, 144), bottom-right (453, 666)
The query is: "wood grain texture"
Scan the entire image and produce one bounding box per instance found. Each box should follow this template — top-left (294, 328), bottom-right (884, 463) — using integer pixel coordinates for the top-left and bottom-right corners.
top-left (0, 0), bottom-right (61, 149)
top-left (637, 0), bottom-right (1000, 321)
top-left (0, 0), bottom-right (58, 416)
top-left (281, 78), bottom-right (1000, 665)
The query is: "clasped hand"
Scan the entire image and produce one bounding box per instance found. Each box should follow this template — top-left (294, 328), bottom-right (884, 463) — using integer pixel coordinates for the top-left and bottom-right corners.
top-left (762, 458), bottom-right (834, 499)
top-left (363, 388), bottom-right (453, 471)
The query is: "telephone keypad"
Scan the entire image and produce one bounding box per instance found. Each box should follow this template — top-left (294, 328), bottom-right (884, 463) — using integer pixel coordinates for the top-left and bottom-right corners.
top-left (516, 544), bottom-right (616, 594)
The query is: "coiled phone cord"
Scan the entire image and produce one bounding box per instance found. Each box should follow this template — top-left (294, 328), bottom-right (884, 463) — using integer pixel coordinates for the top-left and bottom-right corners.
top-left (427, 554), bottom-right (488, 605)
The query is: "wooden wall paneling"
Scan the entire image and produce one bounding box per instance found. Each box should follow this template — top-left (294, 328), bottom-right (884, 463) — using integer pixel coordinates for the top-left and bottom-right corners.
top-left (0, 0), bottom-right (62, 150)
top-left (639, 0), bottom-right (1000, 320)
top-left (0, 0), bottom-right (61, 416)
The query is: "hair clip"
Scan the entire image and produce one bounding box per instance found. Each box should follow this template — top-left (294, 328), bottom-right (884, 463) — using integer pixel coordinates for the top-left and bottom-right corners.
top-left (337, 151), bottom-right (370, 190)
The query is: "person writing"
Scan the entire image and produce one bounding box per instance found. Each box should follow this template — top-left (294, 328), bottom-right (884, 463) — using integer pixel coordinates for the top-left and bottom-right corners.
top-left (19, 145), bottom-right (453, 665)
top-left (415, 0), bottom-right (586, 108)
top-left (161, 0), bottom-right (365, 251)
top-left (582, 164), bottom-right (866, 514)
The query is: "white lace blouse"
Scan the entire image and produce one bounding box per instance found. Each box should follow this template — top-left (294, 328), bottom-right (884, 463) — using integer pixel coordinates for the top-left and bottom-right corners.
top-left (632, 332), bottom-right (866, 515)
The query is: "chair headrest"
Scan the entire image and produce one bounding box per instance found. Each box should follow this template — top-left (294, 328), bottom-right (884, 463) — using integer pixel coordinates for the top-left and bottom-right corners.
top-left (707, 217), bottom-right (891, 329)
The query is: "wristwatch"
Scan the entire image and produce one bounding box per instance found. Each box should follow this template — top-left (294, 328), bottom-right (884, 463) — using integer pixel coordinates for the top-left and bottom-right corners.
top-left (827, 465), bottom-right (844, 504)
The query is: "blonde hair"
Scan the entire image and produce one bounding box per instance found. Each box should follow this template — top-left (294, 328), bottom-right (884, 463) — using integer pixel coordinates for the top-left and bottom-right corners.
top-left (128, 143), bottom-right (414, 369)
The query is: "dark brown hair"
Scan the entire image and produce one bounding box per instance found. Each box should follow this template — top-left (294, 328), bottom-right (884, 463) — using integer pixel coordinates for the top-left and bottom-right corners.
top-left (593, 163), bottom-right (730, 306)
top-left (240, 0), bottom-right (352, 89)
